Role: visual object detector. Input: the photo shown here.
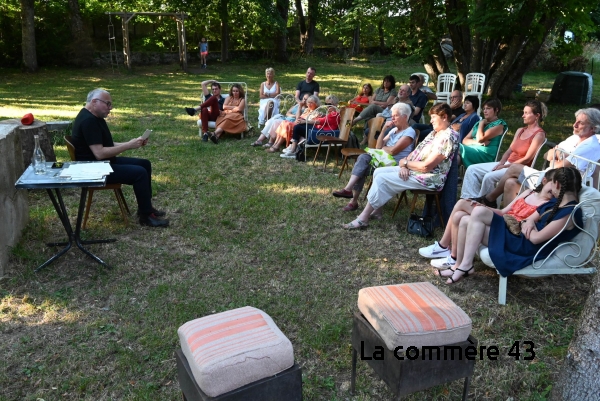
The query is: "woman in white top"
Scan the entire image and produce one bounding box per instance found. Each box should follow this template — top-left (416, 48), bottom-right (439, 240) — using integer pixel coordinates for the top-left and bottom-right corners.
top-left (258, 67), bottom-right (281, 127)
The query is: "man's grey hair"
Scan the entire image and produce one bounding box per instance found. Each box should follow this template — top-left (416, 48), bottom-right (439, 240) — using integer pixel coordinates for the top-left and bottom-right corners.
top-left (87, 89), bottom-right (110, 103)
top-left (576, 108), bottom-right (600, 135)
top-left (391, 102), bottom-right (412, 118)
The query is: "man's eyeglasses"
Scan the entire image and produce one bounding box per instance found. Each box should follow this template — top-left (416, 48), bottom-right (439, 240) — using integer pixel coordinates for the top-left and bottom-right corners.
top-left (94, 98), bottom-right (112, 108)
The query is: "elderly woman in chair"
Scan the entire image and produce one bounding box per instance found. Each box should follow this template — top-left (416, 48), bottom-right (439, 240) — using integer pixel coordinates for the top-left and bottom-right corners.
top-left (343, 103), bottom-right (459, 229)
top-left (332, 102), bottom-right (416, 212)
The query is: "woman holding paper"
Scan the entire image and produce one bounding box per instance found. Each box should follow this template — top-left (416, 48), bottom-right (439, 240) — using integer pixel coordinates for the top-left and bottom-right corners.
top-left (332, 103), bottom-right (416, 212)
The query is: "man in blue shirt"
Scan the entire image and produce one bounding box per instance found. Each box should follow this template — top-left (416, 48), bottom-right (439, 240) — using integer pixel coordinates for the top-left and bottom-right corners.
top-left (408, 74), bottom-right (429, 123)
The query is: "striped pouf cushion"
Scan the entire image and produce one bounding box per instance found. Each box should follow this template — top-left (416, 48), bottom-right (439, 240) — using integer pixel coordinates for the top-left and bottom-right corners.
top-left (357, 282), bottom-right (472, 350)
top-left (178, 306), bottom-right (294, 397)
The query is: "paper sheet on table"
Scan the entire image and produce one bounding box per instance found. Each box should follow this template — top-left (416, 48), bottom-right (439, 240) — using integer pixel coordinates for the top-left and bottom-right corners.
top-left (59, 163), bottom-right (113, 180)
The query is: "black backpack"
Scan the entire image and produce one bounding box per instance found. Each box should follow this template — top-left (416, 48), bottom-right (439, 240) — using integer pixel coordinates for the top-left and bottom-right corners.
top-left (295, 142), bottom-right (306, 162)
top-left (346, 131), bottom-right (360, 149)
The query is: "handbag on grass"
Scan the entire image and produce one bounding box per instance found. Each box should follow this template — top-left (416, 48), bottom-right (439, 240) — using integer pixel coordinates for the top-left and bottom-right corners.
top-left (405, 213), bottom-right (435, 237)
top-left (366, 148), bottom-right (397, 168)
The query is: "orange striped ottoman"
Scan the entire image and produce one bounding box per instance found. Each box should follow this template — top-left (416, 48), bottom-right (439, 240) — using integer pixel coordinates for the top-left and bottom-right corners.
top-left (176, 306), bottom-right (302, 401)
top-left (351, 282), bottom-right (476, 400)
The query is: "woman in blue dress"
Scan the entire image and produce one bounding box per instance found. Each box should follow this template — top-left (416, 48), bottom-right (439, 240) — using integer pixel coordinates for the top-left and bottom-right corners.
top-left (437, 166), bottom-right (583, 284)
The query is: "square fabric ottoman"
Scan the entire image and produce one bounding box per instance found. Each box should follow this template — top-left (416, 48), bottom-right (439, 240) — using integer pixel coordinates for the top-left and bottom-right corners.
top-left (177, 306), bottom-right (296, 398)
top-left (353, 282), bottom-right (476, 399)
top-left (357, 282), bottom-right (472, 350)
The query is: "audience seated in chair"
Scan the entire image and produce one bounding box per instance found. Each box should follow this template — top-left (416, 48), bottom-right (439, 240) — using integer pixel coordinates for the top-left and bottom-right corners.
top-left (347, 83), bottom-right (374, 113)
top-left (451, 95), bottom-right (481, 143)
top-left (266, 95), bottom-right (321, 154)
top-left (413, 90), bottom-right (466, 142)
top-left (420, 168), bottom-right (557, 270)
top-left (408, 74), bottom-right (429, 123)
top-left (185, 80), bottom-right (225, 142)
top-left (206, 83), bottom-right (247, 144)
top-left (257, 67), bottom-right (281, 127)
top-left (295, 67), bottom-right (320, 102)
top-left (473, 105), bottom-right (600, 208)
top-left (458, 98), bottom-right (507, 168)
top-left (435, 167), bottom-right (583, 284)
top-left (342, 103), bottom-right (459, 229)
top-left (332, 103), bottom-right (416, 212)
top-left (461, 100), bottom-right (547, 204)
top-left (253, 94), bottom-right (309, 147)
top-left (351, 75), bottom-right (397, 127)
top-left (281, 95), bottom-right (342, 159)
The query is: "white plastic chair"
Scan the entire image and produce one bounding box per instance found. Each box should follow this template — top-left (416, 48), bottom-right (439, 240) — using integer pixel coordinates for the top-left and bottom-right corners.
top-left (434, 73), bottom-right (457, 105)
top-left (464, 73), bottom-right (486, 115)
top-left (197, 82), bottom-right (249, 138)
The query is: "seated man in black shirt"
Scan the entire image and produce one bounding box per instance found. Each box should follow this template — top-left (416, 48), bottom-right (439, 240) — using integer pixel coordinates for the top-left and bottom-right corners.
top-left (295, 67), bottom-right (320, 103)
top-left (71, 88), bottom-right (169, 227)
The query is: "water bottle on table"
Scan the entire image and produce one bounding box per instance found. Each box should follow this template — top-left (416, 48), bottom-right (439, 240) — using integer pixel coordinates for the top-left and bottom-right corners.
top-left (32, 134), bottom-right (46, 174)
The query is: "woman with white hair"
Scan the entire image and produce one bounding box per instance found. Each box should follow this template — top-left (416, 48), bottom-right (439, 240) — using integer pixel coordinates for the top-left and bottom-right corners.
top-left (332, 102), bottom-right (416, 211)
top-left (343, 103), bottom-right (459, 228)
top-left (257, 67), bottom-right (280, 127)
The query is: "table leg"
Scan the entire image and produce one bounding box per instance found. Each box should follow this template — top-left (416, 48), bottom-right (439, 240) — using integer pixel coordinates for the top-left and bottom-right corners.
top-left (73, 188), bottom-right (113, 268)
top-left (37, 187), bottom-right (115, 271)
top-left (350, 348), bottom-right (357, 395)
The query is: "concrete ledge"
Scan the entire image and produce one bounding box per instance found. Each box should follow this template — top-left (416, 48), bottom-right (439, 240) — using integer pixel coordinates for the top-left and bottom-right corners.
top-left (46, 121), bottom-right (72, 132)
top-left (0, 122), bottom-right (29, 277)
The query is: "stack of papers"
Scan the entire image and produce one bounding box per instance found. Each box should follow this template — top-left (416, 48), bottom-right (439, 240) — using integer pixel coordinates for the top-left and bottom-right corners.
top-left (59, 163), bottom-right (113, 180)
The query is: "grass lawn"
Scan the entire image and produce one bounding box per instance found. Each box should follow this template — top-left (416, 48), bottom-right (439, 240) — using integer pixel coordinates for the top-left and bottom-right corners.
top-left (1, 58), bottom-right (598, 401)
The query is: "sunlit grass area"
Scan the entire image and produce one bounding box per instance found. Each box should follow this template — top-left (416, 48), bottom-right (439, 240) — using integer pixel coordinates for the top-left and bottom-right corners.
top-left (1, 59), bottom-right (598, 400)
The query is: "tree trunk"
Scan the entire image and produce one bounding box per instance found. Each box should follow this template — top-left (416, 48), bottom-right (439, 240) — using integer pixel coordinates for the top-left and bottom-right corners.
top-left (351, 23), bottom-right (360, 56)
top-left (67, 0), bottom-right (94, 67)
top-left (489, 15), bottom-right (558, 98)
top-left (303, 0), bottom-right (318, 55)
top-left (20, 0), bottom-right (37, 72)
top-left (219, 0), bottom-right (229, 62)
top-left (295, 0), bottom-right (307, 52)
top-left (377, 19), bottom-right (385, 53)
top-left (274, 0), bottom-right (289, 62)
top-left (549, 271), bottom-right (600, 400)
top-left (445, 0), bottom-right (471, 89)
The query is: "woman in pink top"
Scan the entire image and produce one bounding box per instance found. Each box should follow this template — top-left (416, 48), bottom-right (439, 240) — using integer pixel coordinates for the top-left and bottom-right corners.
top-left (461, 100), bottom-right (547, 204)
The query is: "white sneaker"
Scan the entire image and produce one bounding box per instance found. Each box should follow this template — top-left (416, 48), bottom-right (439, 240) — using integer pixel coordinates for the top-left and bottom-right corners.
top-left (283, 145), bottom-right (293, 152)
top-left (280, 153), bottom-right (296, 159)
top-left (431, 255), bottom-right (456, 269)
top-left (283, 148), bottom-right (296, 155)
top-left (419, 241), bottom-right (451, 258)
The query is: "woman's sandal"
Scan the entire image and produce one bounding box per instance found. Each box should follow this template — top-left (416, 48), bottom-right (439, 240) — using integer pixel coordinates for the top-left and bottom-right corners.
top-left (445, 266), bottom-right (475, 285)
top-left (342, 219), bottom-right (368, 230)
top-left (250, 140), bottom-right (263, 147)
top-left (262, 143), bottom-right (273, 148)
top-left (266, 146), bottom-right (280, 153)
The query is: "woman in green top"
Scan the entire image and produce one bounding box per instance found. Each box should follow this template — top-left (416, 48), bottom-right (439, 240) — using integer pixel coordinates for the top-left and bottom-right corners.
top-left (459, 98), bottom-right (508, 168)
top-left (351, 75), bottom-right (397, 126)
